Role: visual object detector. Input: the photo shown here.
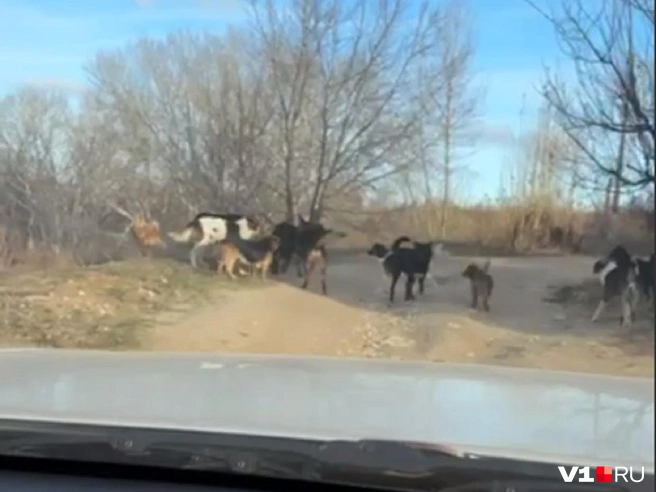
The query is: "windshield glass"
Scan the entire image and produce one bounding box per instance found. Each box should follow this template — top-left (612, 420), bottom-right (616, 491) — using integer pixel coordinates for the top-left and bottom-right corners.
top-left (0, 0), bottom-right (653, 487)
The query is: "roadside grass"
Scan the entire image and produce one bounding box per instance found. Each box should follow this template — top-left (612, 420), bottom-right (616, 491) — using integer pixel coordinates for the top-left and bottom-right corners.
top-left (0, 258), bottom-right (268, 350)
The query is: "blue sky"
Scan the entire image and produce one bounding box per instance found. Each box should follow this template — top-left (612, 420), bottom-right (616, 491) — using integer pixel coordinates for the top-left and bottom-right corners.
top-left (0, 0), bottom-right (571, 202)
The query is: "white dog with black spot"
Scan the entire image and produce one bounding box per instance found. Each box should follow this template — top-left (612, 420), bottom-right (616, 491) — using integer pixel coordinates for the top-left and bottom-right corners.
top-left (168, 213), bottom-right (260, 268)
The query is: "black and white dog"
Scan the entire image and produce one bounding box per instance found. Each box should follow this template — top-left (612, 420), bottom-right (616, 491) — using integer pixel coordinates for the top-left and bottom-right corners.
top-left (168, 213), bottom-right (261, 268)
top-left (367, 236), bottom-right (441, 303)
top-left (390, 236), bottom-right (442, 294)
top-left (591, 245), bottom-right (642, 329)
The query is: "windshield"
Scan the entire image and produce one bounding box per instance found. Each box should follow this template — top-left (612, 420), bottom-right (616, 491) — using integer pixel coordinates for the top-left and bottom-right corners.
top-left (0, 0), bottom-right (654, 489)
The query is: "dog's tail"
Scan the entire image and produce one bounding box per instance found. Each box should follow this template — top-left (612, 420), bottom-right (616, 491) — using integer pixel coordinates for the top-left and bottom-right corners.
top-left (481, 259), bottom-right (491, 273)
top-left (433, 242), bottom-right (445, 255)
top-left (391, 236), bottom-right (413, 251)
top-left (167, 226), bottom-right (195, 243)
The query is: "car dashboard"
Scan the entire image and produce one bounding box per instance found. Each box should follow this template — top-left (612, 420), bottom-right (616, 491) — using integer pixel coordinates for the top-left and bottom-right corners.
top-left (1, 457), bottom-right (654, 492)
top-left (0, 456), bottom-right (376, 492)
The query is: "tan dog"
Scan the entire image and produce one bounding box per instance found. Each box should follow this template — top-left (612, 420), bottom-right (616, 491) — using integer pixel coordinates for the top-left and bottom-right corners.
top-left (218, 235), bottom-right (281, 280)
top-left (131, 215), bottom-right (165, 257)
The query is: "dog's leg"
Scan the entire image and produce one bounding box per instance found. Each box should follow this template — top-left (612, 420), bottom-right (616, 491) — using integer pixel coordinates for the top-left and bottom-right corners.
top-left (620, 298), bottom-right (633, 330)
top-left (295, 253), bottom-right (305, 278)
top-left (301, 257), bottom-right (315, 291)
top-left (404, 274), bottom-right (416, 301)
top-left (470, 284), bottom-right (478, 309)
top-left (389, 272), bottom-right (400, 303)
top-left (591, 300), bottom-right (606, 323)
top-left (224, 262), bottom-right (237, 279)
top-left (270, 255), bottom-right (279, 275)
top-left (621, 283), bottom-right (638, 329)
top-left (189, 244), bottom-right (201, 268)
top-left (319, 257), bottom-right (327, 296)
top-left (482, 292), bottom-right (490, 312)
top-left (428, 271), bottom-right (440, 289)
top-left (239, 262), bottom-right (252, 277)
top-left (418, 273), bottom-right (425, 295)
top-left (190, 236), bottom-right (213, 269)
top-left (275, 254), bottom-right (285, 275)
top-left (259, 259), bottom-right (268, 280)
top-left (280, 251), bottom-right (293, 275)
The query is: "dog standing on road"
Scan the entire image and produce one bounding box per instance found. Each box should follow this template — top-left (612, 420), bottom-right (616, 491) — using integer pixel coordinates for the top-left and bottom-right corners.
top-left (591, 245), bottom-right (639, 329)
top-left (462, 260), bottom-right (494, 312)
top-left (367, 242), bottom-right (419, 303)
top-left (389, 236), bottom-right (440, 295)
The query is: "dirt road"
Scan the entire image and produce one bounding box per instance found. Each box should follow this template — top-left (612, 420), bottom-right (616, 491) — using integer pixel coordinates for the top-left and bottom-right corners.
top-left (147, 251), bottom-right (655, 377)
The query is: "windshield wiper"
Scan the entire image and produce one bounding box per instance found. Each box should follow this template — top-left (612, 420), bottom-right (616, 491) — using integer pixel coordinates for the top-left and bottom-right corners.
top-left (0, 426), bottom-right (639, 492)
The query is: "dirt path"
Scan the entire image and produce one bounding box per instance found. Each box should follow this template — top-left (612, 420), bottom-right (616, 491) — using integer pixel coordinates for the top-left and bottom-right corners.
top-left (146, 253), bottom-right (654, 378)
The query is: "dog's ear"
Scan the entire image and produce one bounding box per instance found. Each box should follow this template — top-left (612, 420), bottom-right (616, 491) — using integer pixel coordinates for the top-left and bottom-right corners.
top-left (297, 214), bottom-right (307, 226)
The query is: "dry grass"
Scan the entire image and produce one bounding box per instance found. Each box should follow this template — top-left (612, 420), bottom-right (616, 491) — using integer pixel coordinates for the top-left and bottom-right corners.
top-left (0, 258), bottom-right (262, 350)
top-left (330, 202), bottom-right (654, 257)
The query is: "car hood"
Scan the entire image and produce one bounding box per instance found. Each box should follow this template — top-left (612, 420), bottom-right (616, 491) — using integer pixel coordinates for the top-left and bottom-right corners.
top-left (0, 349), bottom-right (653, 471)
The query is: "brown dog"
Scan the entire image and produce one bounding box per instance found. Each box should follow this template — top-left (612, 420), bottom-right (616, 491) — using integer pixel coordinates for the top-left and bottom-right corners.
top-left (218, 235), bottom-right (281, 280)
top-left (462, 260), bottom-right (494, 311)
top-left (131, 215), bottom-right (165, 257)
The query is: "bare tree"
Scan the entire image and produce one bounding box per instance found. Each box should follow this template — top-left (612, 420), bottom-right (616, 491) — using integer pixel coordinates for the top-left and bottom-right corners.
top-left (528, 0), bottom-right (654, 196)
top-left (387, 0), bottom-right (482, 237)
top-left (249, 0), bottom-right (318, 221)
top-left (251, 0), bottom-right (455, 222)
top-left (0, 87), bottom-right (72, 250)
top-left (430, 0), bottom-right (482, 238)
top-left (85, 31), bottom-right (275, 220)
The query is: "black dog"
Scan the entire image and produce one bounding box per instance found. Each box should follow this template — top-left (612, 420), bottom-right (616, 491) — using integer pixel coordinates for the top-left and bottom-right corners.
top-left (270, 221), bottom-right (299, 276)
top-left (591, 245), bottom-right (639, 328)
top-left (270, 215), bottom-right (346, 295)
top-left (367, 242), bottom-right (418, 303)
top-left (389, 236), bottom-right (439, 295)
